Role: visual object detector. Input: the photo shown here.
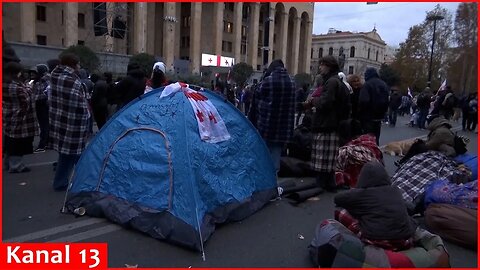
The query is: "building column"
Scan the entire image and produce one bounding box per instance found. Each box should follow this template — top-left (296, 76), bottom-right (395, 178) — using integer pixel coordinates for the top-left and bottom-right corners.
top-left (291, 16), bottom-right (301, 75)
top-left (133, 2), bottom-right (147, 53)
top-left (279, 12), bottom-right (288, 64)
top-left (105, 2), bottom-right (115, 52)
top-left (248, 3), bottom-right (260, 70)
top-left (64, 3), bottom-right (78, 47)
top-left (233, 2), bottom-right (243, 64)
top-left (190, 3), bottom-right (202, 74)
top-left (163, 2), bottom-right (176, 72)
top-left (267, 6), bottom-right (275, 64)
top-left (20, 3), bottom-right (35, 44)
top-left (213, 3), bottom-right (224, 56)
top-left (304, 20), bottom-right (313, 74)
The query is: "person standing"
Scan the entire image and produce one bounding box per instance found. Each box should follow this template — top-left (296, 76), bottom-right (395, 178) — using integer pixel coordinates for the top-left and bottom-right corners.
top-left (347, 74), bottom-right (363, 120)
top-left (295, 84), bottom-right (309, 126)
top-left (307, 56), bottom-right (351, 192)
top-left (388, 86), bottom-right (402, 127)
top-left (90, 74), bottom-right (109, 130)
top-left (49, 53), bottom-right (90, 191)
top-left (32, 64), bottom-right (51, 153)
top-left (2, 62), bottom-right (38, 173)
top-left (358, 68), bottom-right (389, 145)
top-left (416, 88), bottom-right (432, 129)
top-left (255, 59), bottom-right (296, 175)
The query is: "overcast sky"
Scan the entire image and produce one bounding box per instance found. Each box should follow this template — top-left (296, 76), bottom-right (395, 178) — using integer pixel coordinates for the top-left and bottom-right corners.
top-left (313, 2), bottom-right (461, 47)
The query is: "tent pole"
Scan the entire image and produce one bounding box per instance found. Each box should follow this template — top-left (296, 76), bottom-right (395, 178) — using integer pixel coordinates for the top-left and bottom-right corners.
top-left (182, 90), bottom-right (207, 261)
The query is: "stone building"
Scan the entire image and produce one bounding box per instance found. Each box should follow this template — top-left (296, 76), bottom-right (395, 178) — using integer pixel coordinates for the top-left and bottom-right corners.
top-left (3, 2), bottom-right (314, 75)
top-left (310, 27), bottom-right (387, 77)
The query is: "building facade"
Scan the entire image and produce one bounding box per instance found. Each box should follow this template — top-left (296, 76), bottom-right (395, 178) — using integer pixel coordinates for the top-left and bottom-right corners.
top-left (3, 2), bottom-right (314, 75)
top-left (310, 28), bottom-right (387, 77)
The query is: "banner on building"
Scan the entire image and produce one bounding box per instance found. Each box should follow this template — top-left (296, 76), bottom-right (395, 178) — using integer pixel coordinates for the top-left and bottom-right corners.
top-left (201, 54), bottom-right (235, 67)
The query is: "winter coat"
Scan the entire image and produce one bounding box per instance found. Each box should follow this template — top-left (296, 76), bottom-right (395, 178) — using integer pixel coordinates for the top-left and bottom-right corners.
top-left (311, 72), bottom-right (351, 133)
top-left (256, 66), bottom-right (296, 143)
top-left (358, 68), bottom-right (389, 121)
top-left (91, 79), bottom-right (109, 109)
top-left (49, 65), bottom-right (90, 155)
top-left (426, 116), bottom-right (456, 157)
top-left (2, 80), bottom-right (38, 139)
top-left (389, 91), bottom-right (402, 110)
top-left (116, 68), bottom-right (146, 108)
top-left (334, 161), bottom-right (416, 240)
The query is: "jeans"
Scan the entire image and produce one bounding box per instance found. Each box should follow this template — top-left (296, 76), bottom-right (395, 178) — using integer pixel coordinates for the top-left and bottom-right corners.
top-left (266, 141), bottom-right (284, 175)
top-left (35, 99), bottom-right (49, 148)
top-left (53, 153), bottom-right (80, 190)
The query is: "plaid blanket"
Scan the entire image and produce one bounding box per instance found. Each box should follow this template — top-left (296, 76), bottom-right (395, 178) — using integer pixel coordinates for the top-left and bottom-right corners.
top-left (391, 151), bottom-right (467, 203)
top-left (335, 134), bottom-right (383, 187)
top-left (256, 67), bottom-right (296, 143)
top-left (311, 132), bottom-right (339, 172)
top-left (49, 65), bottom-right (90, 155)
top-left (2, 81), bottom-right (38, 138)
top-left (309, 219), bottom-right (450, 268)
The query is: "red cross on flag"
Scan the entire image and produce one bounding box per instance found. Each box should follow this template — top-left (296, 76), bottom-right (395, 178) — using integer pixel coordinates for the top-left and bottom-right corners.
top-left (161, 82), bottom-right (231, 143)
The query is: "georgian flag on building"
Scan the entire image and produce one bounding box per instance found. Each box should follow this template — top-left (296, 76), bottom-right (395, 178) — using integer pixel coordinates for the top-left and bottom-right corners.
top-left (161, 82), bottom-right (231, 143)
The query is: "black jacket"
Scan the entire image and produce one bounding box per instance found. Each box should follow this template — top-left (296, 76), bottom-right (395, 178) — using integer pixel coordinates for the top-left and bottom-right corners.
top-left (334, 161), bottom-right (416, 240)
top-left (116, 69), bottom-right (145, 108)
top-left (389, 91), bottom-right (402, 110)
top-left (311, 72), bottom-right (351, 133)
top-left (358, 68), bottom-right (389, 121)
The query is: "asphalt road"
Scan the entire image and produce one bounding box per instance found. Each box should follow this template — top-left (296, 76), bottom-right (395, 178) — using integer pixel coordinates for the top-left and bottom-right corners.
top-left (2, 115), bottom-right (478, 267)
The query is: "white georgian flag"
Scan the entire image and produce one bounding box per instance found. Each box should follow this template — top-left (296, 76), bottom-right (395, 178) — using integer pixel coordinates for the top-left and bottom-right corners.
top-left (161, 82), bottom-right (231, 143)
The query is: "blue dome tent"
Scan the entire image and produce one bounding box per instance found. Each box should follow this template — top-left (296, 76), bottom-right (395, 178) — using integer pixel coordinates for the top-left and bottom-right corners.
top-left (66, 83), bottom-right (277, 253)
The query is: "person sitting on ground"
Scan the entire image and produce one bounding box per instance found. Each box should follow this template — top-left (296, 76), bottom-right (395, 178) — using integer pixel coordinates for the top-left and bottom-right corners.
top-left (334, 161), bottom-right (417, 251)
top-left (395, 115), bottom-right (462, 167)
top-left (335, 119), bottom-right (383, 188)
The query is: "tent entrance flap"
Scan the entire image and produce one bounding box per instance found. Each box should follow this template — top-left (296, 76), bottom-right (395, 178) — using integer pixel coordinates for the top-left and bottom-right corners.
top-left (97, 127), bottom-right (174, 211)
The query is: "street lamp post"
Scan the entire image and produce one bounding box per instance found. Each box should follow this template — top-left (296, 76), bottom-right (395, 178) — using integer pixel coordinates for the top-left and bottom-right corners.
top-left (426, 14), bottom-right (444, 88)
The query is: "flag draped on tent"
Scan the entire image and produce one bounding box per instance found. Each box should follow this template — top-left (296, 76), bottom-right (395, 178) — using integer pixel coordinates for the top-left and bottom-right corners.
top-left (161, 82), bottom-right (231, 143)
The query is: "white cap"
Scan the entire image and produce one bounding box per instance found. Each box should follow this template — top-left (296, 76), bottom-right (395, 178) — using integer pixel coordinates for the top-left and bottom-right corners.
top-left (152, 62), bottom-right (166, 74)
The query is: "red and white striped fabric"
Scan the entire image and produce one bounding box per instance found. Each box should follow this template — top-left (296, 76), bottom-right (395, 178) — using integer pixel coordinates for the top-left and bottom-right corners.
top-left (161, 82), bottom-right (231, 143)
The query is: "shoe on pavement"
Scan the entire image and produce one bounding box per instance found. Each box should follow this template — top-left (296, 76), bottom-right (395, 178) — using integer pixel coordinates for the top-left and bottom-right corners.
top-left (33, 148), bottom-right (46, 154)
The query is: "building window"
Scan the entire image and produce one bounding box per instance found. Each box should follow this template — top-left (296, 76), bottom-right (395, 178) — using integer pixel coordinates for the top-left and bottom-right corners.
top-left (311, 48), bottom-right (313, 59)
top-left (36, 5), bottom-right (46, 21)
top-left (328, 47), bottom-right (333, 56)
top-left (78, 13), bottom-right (85, 28)
top-left (36, 35), bottom-right (47, 45)
top-left (350, 46), bottom-right (355, 57)
top-left (368, 48), bottom-right (371, 59)
top-left (339, 47), bottom-right (344, 56)
top-left (222, 41), bottom-right (233, 53)
top-left (181, 37), bottom-right (190, 48)
top-left (61, 10), bottom-right (64, 25)
top-left (257, 48), bottom-right (262, 57)
top-left (183, 16), bottom-right (191, 28)
top-left (319, 48), bottom-right (323, 58)
top-left (78, 40), bottom-right (85, 45)
top-left (241, 26), bottom-right (247, 37)
top-left (348, 66), bottom-right (354, 74)
top-left (376, 50), bottom-right (379, 61)
top-left (241, 44), bottom-right (247, 55)
top-left (224, 3), bottom-right (234, 12)
top-left (273, 50), bottom-right (276, 59)
top-left (224, 21), bottom-right (233, 33)
top-left (273, 34), bottom-right (276, 43)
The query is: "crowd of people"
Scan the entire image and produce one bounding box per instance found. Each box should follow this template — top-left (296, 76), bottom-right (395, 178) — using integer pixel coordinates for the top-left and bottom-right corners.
top-left (3, 42), bottom-right (477, 256)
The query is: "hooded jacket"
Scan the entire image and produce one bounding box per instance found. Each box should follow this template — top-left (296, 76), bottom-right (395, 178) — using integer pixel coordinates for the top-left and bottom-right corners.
top-left (116, 63), bottom-right (146, 108)
top-left (334, 161), bottom-right (416, 240)
top-left (426, 116), bottom-right (456, 156)
top-left (358, 68), bottom-right (389, 121)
